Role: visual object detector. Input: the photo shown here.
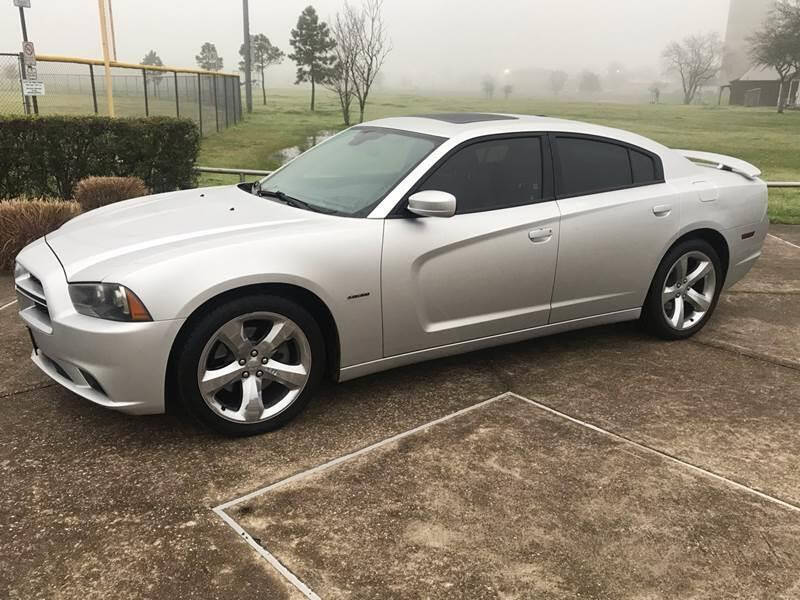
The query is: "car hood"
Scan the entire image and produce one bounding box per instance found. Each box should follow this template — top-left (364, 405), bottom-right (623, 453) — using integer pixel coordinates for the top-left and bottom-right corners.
top-left (47, 185), bottom-right (325, 281)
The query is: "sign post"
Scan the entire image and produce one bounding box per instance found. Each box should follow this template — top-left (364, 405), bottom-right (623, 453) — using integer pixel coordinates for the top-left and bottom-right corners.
top-left (15, 0), bottom-right (38, 114)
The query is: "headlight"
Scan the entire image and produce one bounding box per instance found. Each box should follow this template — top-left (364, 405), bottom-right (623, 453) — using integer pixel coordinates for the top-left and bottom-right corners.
top-left (68, 283), bottom-right (152, 322)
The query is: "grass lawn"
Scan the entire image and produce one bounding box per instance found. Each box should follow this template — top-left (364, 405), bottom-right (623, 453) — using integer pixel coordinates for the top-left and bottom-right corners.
top-left (198, 87), bottom-right (800, 224)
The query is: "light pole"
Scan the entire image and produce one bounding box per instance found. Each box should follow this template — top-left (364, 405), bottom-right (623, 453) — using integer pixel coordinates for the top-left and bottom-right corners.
top-left (243, 0), bottom-right (252, 114)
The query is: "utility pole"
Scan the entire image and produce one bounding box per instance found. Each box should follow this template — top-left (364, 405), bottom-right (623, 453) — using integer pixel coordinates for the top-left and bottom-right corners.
top-left (97, 0), bottom-right (115, 116)
top-left (243, 0), bottom-right (253, 114)
top-left (16, 0), bottom-right (37, 114)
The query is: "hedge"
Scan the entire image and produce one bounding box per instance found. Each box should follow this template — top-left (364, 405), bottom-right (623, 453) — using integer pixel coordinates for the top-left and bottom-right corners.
top-left (0, 115), bottom-right (201, 200)
top-left (1, 200), bottom-right (81, 272)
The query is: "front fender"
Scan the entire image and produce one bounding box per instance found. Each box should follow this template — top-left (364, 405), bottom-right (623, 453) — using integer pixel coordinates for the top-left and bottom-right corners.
top-left (107, 219), bottom-right (385, 368)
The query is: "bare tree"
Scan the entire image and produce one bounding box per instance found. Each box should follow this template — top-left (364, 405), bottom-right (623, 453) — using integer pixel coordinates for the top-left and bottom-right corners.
top-left (749, 2), bottom-right (800, 113)
top-left (351, 0), bottom-right (391, 123)
top-left (481, 76), bottom-right (496, 99)
top-left (326, 4), bottom-right (360, 125)
top-left (662, 32), bottom-right (722, 105)
top-left (502, 83), bottom-right (513, 100)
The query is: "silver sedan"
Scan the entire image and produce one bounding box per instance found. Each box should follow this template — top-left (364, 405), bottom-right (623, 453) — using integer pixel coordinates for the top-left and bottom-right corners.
top-left (15, 113), bottom-right (768, 435)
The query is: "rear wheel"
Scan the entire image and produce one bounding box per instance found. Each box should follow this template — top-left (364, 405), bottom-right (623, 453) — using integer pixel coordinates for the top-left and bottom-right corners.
top-left (642, 239), bottom-right (722, 340)
top-left (175, 294), bottom-right (325, 436)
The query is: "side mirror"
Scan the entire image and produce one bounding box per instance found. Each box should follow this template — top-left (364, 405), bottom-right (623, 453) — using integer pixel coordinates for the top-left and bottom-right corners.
top-left (407, 190), bottom-right (457, 218)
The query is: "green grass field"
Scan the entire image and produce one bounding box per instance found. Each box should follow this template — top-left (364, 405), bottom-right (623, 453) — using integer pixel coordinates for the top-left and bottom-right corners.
top-left (196, 88), bottom-right (799, 223)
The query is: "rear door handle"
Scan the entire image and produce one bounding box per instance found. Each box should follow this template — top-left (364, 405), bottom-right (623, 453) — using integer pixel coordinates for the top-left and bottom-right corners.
top-left (529, 228), bottom-right (553, 243)
top-left (652, 205), bottom-right (672, 217)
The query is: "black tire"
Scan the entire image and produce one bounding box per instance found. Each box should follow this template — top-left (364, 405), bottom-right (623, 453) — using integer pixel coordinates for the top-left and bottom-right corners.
top-left (642, 238), bottom-right (723, 340)
top-left (174, 294), bottom-right (326, 436)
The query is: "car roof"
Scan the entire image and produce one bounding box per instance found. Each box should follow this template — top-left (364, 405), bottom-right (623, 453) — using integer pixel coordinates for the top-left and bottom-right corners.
top-left (361, 113), bottom-right (671, 157)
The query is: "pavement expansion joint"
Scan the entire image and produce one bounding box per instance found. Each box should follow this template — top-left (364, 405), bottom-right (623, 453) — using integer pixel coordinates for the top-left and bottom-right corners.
top-left (212, 390), bottom-right (800, 599)
top-left (689, 337), bottom-right (800, 372)
top-left (0, 382), bottom-right (58, 400)
top-left (0, 299), bottom-right (18, 311)
top-left (769, 233), bottom-right (800, 251)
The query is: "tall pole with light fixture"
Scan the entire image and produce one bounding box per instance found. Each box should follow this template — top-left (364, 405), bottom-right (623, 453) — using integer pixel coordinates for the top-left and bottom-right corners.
top-left (97, 0), bottom-right (115, 116)
top-left (243, 0), bottom-right (253, 114)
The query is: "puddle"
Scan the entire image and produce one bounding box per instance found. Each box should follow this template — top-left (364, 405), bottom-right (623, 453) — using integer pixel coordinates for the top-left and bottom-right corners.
top-left (269, 130), bottom-right (337, 165)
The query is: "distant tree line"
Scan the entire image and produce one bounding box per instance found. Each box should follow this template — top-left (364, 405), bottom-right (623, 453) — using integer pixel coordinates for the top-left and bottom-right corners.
top-left (135, 3), bottom-right (390, 124)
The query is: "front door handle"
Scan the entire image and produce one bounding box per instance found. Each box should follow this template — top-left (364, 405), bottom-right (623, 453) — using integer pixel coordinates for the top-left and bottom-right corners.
top-left (529, 228), bottom-right (553, 243)
top-left (652, 205), bottom-right (672, 217)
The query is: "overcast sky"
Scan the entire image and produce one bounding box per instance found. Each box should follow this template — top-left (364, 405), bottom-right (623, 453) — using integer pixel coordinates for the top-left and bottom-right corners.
top-left (2, 0), bottom-right (730, 88)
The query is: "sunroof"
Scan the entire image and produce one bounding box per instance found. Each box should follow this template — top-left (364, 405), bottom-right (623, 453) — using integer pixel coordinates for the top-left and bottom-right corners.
top-left (414, 113), bottom-right (518, 124)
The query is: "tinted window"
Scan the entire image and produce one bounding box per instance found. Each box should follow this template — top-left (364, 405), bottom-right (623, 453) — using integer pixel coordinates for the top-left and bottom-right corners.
top-left (556, 137), bottom-right (632, 197)
top-left (419, 137), bottom-right (543, 214)
top-left (631, 149), bottom-right (658, 184)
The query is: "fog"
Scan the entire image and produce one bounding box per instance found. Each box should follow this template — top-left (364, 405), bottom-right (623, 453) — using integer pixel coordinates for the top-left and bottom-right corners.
top-left (2, 0), bottom-right (729, 92)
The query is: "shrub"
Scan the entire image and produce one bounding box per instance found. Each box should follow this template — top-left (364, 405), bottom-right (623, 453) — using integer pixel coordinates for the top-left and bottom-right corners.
top-left (0, 115), bottom-right (200, 200)
top-left (74, 176), bottom-right (149, 211)
top-left (0, 200), bottom-right (81, 272)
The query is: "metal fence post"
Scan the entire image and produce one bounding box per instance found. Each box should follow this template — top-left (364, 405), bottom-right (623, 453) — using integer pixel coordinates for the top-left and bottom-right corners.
top-left (197, 73), bottom-right (203, 135)
top-left (173, 71), bottom-right (179, 118)
top-left (223, 76), bottom-right (230, 128)
top-left (142, 68), bottom-right (149, 116)
top-left (237, 76), bottom-right (243, 121)
top-left (213, 74), bottom-right (220, 133)
top-left (89, 64), bottom-right (99, 114)
top-left (230, 77), bottom-right (236, 125)
top-left (17, 53), bottom-right (31, 115)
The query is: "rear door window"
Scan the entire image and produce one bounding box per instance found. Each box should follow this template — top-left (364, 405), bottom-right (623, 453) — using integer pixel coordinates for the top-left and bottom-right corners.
top-left (630, 149), bottom-right (658, 184)
top-left (555, 136), bottom-right (632, 197)
top-left (555, 136), bottom-right (663, 197)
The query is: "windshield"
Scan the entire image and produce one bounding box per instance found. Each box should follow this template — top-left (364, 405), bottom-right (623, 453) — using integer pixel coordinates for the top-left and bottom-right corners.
top-left (257, 127), bottom-right (442, 217)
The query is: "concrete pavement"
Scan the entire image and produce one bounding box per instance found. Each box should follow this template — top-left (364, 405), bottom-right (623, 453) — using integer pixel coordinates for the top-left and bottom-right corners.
top-left (1, 227), bottom-right (798, 599)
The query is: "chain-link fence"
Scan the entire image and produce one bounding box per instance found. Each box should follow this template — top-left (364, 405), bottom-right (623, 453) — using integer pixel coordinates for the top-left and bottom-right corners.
top-left (0, 53), bottom-right (242, 136)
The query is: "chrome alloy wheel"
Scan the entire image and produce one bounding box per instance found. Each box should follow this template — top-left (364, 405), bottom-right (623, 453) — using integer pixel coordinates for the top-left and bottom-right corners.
top-left (661, 250), bottom-right (716, 331)
top-left (197, 312), bottom-right (312, 423)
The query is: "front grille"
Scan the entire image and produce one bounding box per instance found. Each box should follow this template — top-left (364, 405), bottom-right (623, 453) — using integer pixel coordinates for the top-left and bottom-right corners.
top-left (15, 264), bottom-right (52, 332)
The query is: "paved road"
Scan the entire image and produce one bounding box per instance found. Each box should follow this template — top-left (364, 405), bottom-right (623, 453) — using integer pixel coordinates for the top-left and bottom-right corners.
top-left (1, 228), bottom-right (798, 599)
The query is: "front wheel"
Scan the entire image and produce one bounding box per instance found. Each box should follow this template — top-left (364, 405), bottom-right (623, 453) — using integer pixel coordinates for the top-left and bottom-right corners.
top-left (642, 239), bottom-right (722, 340)
top-left (175, 294), bottom-right (325, 436)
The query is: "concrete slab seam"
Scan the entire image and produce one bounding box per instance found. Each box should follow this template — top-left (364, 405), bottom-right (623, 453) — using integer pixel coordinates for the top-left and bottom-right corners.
top-left (689, 338), bottom-right (800, 372)
top-left (211, 391), bottom-right (513, 599)
top-left (508, 392), bottom-right (800, 515)
top-left (768, 233), bottom-right (800, 251)
top-left (0, 299), bottom-right (17, 311)
top-left (0, 382), bottom-right (58, 401)
top-left (212, 386), bottom-right (800, 600)
top-left (212, 505), bottom-right (322, 600)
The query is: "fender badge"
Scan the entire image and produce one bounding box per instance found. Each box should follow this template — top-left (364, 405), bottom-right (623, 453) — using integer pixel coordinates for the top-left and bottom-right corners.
top-left (347, 292), bottom-right (370, 300)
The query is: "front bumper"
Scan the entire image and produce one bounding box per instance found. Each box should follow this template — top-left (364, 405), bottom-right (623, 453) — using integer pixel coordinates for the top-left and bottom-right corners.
top-left (15, 238), bottom-right (184, 415)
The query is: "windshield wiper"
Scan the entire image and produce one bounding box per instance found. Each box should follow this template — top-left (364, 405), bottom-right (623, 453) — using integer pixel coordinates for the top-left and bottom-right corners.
top-left (255, 188), bottom-right (340, 215)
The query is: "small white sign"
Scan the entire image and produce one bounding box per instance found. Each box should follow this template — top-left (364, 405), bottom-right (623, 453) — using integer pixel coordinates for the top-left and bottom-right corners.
top-left (22, 41), bottom-right (36, 66)
top-left (14, 0), bottom-right (32, 8)
top-left (22, 80), bottom-right (44, 96)
top-left (25, 64), bottom-right (37, 80)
